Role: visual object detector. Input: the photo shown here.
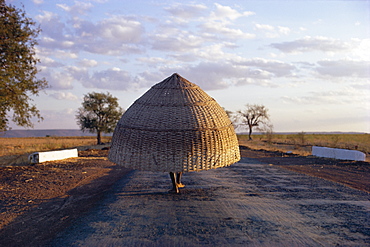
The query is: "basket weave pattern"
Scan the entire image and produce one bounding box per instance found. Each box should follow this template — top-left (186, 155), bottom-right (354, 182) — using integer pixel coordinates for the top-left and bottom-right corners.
top-left (108, 73), bottom-right (240, 172)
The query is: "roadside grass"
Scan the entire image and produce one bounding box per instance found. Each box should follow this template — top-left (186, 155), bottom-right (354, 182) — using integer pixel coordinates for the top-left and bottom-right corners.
top-left (238, 133), bottom-right (370, 156)
top-left (1, 133), bottom-right (368, 159)
top-left (0, 136), bottom-right (112, 157)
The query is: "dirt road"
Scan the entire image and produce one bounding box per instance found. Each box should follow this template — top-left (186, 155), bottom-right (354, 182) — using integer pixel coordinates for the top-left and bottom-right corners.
top-left (50, 157), bottom-right (370, 246)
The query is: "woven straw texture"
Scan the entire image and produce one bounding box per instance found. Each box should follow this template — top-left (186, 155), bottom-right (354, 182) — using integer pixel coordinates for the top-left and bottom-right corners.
top-left (108, 73), bottom-right (240, 172)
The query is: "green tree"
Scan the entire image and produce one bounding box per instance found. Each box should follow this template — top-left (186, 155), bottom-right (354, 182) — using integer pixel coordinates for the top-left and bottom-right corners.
top-left (76, 92), bottom-right (124, 144)
top-left (0, 1), bottom-right (47, 131)
top-left (236, 104), bottom-right (270, 140)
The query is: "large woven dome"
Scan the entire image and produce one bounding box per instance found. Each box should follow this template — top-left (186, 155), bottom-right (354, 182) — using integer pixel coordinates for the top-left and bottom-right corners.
top-left (108, 73), bottom-right (240, 172)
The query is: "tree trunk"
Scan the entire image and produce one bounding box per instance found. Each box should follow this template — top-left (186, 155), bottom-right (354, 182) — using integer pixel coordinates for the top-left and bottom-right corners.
top-left (248, 125), bottom-right (253, 140)
top-left (97, 131), bottom-right (102, 145)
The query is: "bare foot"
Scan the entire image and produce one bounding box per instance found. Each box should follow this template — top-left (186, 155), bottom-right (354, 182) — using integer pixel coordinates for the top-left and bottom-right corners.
top-left (177, 183), bottom-right (185, 188)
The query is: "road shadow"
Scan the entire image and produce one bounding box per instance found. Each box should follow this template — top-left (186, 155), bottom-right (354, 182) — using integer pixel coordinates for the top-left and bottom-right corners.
top-left (0, 166), bottom-right (132, 247)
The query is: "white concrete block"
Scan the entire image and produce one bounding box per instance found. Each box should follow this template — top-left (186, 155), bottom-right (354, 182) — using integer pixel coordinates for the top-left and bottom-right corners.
top-left (312, 146), bottom-right (365, 161)
top-left (29, 149), bottom-right (78, 164)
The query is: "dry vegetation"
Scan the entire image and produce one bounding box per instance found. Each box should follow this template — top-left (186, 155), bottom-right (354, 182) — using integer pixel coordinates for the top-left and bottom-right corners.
top-left (0, 134), bottom-right (368, 163)
top-left (0, 136), bottom-right (112, 157)
top-left (238, 133), bottom-right (370, 157)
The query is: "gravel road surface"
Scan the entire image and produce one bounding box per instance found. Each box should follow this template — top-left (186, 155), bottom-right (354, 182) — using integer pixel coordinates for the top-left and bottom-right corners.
top-left (50, 158), bottom-right (370, 246)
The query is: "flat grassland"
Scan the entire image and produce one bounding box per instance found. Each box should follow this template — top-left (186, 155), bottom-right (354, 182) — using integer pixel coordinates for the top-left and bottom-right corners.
top-left (0, 133), bottom-right (368, 166)
top-left (238, 133), bottom-right (370, 157)
top-left (0, 136), bottom-right (112, 157)
top-left (1, 133), bottom-right (369, 158)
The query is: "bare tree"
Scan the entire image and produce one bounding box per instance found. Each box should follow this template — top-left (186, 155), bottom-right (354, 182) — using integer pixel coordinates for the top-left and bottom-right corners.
top-left (258, 122), bottom-right (274, 144)
top-left (236, 104), bottom-right (270, 140)
top-left (223, 107), bottom-right (238, 129)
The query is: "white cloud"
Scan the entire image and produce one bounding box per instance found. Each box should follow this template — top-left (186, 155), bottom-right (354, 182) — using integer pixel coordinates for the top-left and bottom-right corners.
top-left (211, 3), bottom-right (255, 21)
top-left (270, 36), bottom-right (352, 53)
top-left (281, 94), bottom-right (340, 105)
top-left (170, 61), bottom-right (279, 90)
top-left (174, 62), bottom-right (235, 90)
top-left (135, 71), bottom-right (169, 88)
top-left (134, 56), bottom-right (297, 91)
top-left (39, 57), bottom-right (64, 67)
top-left (201, 21), bottom-right (255, 40)
top-left (165, 3), bottom-right (207, 19)
top-left (194, 43), bottom-right (241, 61)
top-left (49, 66), bottom-right (137, 91)
top-left (35, 11), bottom-right (66, 40)
top-left (40, 36), bottom-right (77, 50)
top-left (235, 74), bottom-right (275, 87)
top-left (254, 23), bottom-right (290, 38)
top-left (281, 88), bottom-right (368, 105)
top-left (315, 59), bottom-right (370, 78)
top-left (37, 12), bottom-right (144, 56)
top-left (168, 53), bottom-right (198, 62)
top-left (56, 2), bottom-right (93, 16)
top-left (136, 57), bottom-right (170, 67)
top-left (255, 23), bottom-right (274, 31)
top-left (81, 68), bottom-right (134, 90)
top-left (67, 66), bottom-right (90, 83)
top-left (351, 38), bottom-right (370, 60)
top-left (351, 82), bottom-right (370, 91)
top-left (75, 16), bottom-right (144, 55)
top-left (236, 58), bottom-right (296, 77)
top-left (77, 59), bottom-right (98, 67)
top-left (61, 41), bottom-right (74, 48)
top-left (40, 69), bottom-right (74, 90)
top-left (196, 3), bottom-right (255, 41)
top-left (36, 2), bottom-right (256, 59)
top-left (278, 26), bottom-right (290, 35)
top-left (54, 50), bottom-right (78, 59)
top-left (150, 30), bottom-right (204, 52)
top-left (50, 92), bottom-right (78, 101)
top-left (98, 17), bottom-right (143, 42)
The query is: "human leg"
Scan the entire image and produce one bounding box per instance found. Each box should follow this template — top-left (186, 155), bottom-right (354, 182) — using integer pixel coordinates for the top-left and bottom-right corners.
top-left (176, 172), bottom-right (185, 188)
top-left (169, 172), bottom-right (179, 193)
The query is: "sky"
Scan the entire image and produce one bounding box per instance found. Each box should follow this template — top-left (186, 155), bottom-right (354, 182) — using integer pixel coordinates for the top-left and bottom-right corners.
top-left (7, 0), bottom-right (370, 133)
